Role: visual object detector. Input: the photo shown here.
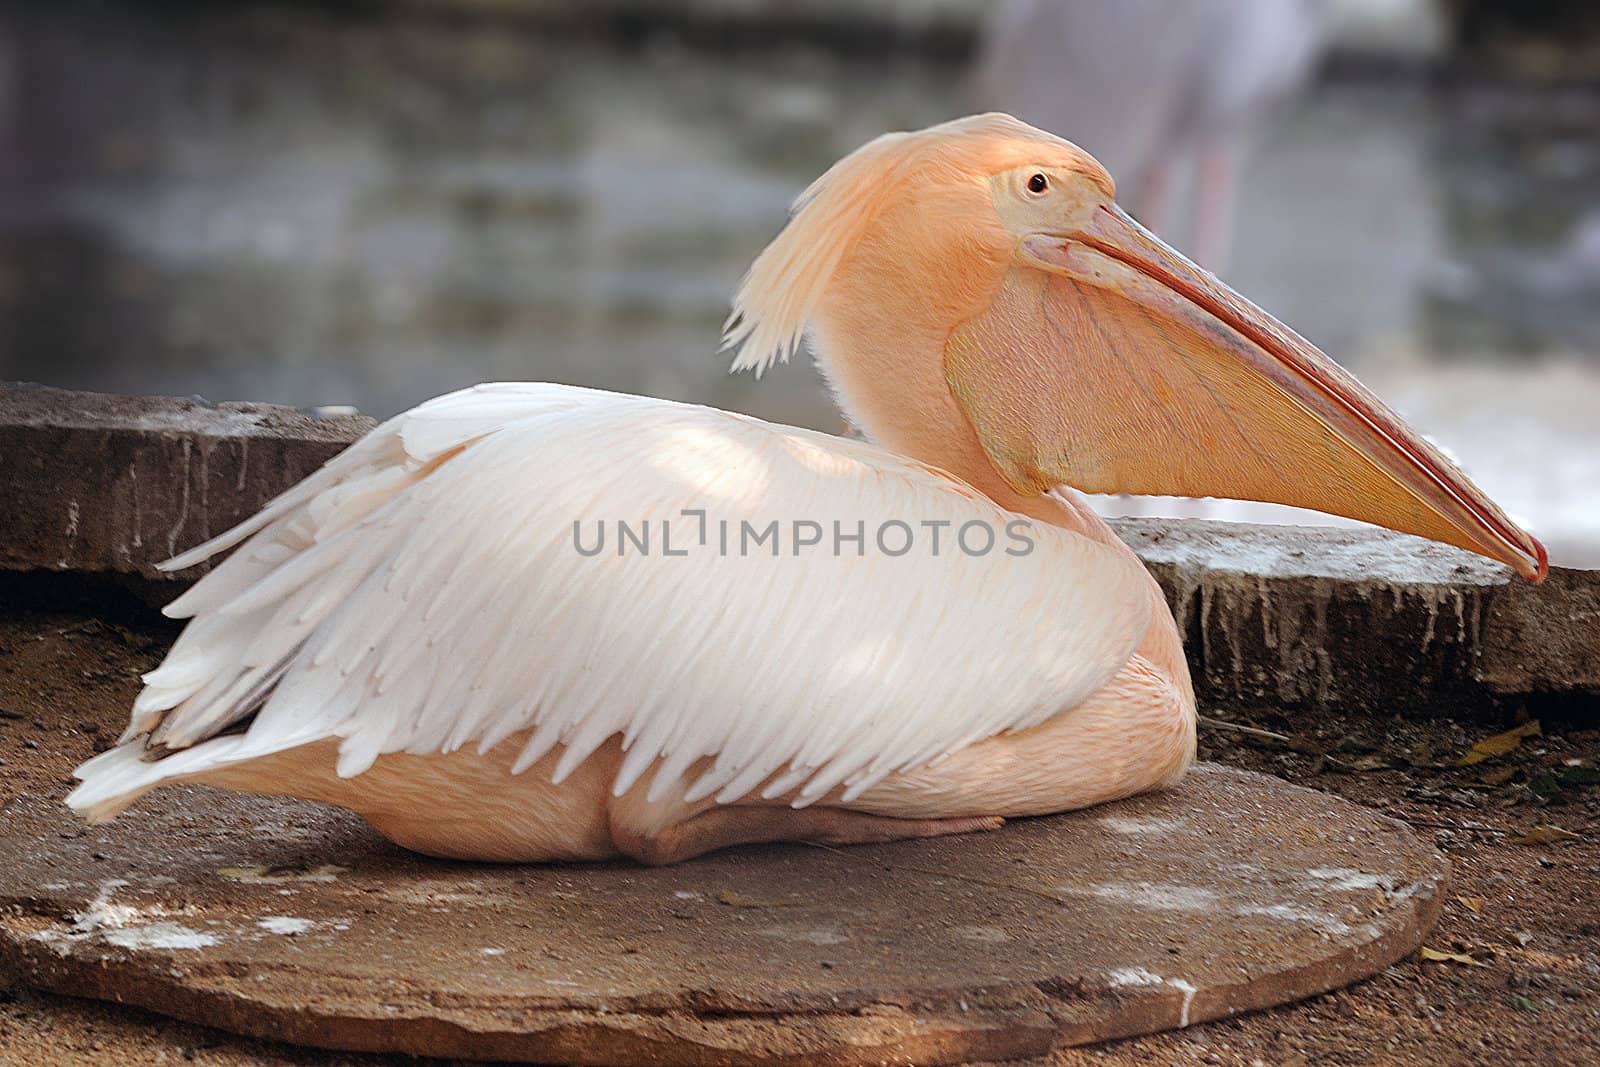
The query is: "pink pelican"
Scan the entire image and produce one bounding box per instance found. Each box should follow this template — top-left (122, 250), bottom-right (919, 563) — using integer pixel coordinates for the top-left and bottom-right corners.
top-left (68, 115), bottom-right (1544, 864)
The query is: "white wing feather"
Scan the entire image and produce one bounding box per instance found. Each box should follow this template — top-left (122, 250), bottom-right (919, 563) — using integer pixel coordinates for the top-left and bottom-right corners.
top-left (72, 383), bottom-right (1151, 813)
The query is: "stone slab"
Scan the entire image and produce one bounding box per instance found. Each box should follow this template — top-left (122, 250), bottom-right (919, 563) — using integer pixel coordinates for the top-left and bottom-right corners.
top-left (0, 765), bottom-right (1445, 1065)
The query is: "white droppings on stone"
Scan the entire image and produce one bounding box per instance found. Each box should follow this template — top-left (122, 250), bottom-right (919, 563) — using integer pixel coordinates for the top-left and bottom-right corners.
top-left (28, 879), bottom-right (218, 953)
top-left (103, 923), bottom-right (218, 951)
top-left (26, 930), bottom-right (72, 956)
top-left (257, 916), bottom-right (315, 936)
top-left (1098, 814), bottom-right (1186, 836)
top-left (1305, 868), bottom-right (1391, 893)
top-left (1234, 902), bottom-right (1353, 937)
top-left (1107, 966), bottom-right (1166, 987)
top-left (479, 947), bottom-right (506, 956)
top-left (1384, 877), bottom-right (1426, 905)
top-left (1059, 882), bottom-right (1219, 912)
top-left (1106, 967), bottom-right (1199, 1027)
top-left (544, 978), bottom-right (580, 987)
top-left (800, 929), bottom-right (849, 946)
top-left (1172, 978), bottom-right (1198, 1027)
top-left (760, 926), bottom-right (849, 946)
top-left (672, 890), bottom-right (701, 900)
top-left (70, 879), bottom-right (149, 933)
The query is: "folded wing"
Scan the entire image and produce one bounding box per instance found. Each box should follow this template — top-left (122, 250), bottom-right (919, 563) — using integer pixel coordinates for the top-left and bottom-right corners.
top-left (72, 383), bottom-right (1151, 816)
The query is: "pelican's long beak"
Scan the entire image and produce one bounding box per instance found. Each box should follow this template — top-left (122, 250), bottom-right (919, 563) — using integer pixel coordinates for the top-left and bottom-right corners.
top-left (944, 203), bottom-right (1546, 581)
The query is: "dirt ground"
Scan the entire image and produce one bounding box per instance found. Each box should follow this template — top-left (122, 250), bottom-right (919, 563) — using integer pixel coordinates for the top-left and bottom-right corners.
top-left (0, 575), bottom-right (1596, 1067)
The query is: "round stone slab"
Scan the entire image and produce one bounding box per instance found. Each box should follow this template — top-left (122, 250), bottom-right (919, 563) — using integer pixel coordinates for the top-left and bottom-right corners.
top-left (0, 764), bottom-right (1444, 1065)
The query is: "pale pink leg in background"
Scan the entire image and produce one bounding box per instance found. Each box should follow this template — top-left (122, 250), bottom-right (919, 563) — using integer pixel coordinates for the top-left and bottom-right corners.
top-left (1132, 157), bottom-right (1177, 241)
top-left (1191, 141), bottom-right (1239, 274)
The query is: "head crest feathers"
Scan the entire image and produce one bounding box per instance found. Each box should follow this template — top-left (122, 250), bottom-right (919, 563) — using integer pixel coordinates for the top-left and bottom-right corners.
top-left (722, 129), bottom-right (919, 376)
top-left (722, 113), bottom-right (1102, 376)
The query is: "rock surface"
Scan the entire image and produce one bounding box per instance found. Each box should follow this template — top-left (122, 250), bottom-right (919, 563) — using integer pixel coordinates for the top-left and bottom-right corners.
top-left (0, 765), bottom-right (1445, 1066)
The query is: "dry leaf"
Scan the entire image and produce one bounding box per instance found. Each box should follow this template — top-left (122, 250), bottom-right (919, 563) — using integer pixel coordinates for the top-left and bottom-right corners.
top-left (1512, 824), bottom-right (1581, 845)
top-left (1477, 766), bottom-right (1518, 787)
top-left (1419, 946), bottom-right (1487, 967)
top-left (1455, 721), bottom-right (1541, 766)
top-left (1456, 896), bottom-right (1484, 914)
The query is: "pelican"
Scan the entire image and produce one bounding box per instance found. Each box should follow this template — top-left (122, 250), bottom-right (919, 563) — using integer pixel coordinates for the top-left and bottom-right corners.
top-left (67, 115), bottom-right (1544, 864)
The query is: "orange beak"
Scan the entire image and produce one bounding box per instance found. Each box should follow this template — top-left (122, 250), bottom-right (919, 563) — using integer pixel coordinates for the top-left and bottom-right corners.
top-left (945, 203), bottom-right (1546, 581)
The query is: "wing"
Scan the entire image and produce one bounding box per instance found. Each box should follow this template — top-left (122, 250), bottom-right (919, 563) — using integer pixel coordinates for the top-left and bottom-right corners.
top-left (81, 382), bottom-right (1152, 811)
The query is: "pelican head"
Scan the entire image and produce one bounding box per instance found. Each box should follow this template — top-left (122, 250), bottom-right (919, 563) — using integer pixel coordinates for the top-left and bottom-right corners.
top-left (726, 113), bottom-right (1545, 581)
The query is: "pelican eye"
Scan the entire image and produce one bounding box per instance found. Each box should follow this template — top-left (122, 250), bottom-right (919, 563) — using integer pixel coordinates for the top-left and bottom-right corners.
top-left (1027, 173), bottom-right (1048, 194)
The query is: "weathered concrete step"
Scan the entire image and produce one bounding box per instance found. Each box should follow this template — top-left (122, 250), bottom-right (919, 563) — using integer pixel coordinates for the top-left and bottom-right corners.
top-left (0, 764), bottom-right (1445, 1065)
top-left (2, 382), bottom-right (1596, 715)
top-left (0, 382), bottom-right (374, 582)
top-left (1120, 519), bottom-right (1600, 712)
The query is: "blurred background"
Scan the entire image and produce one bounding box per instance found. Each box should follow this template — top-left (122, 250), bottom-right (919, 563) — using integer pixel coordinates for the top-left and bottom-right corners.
top-left (1, 0), bottom-right (1597, 565)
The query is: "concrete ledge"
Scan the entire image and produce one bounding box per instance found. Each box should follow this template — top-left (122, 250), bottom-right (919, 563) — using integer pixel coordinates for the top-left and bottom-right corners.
top-left (0, 383), bottom-right (375, 580)
top-left (2, 382), bottom-right (1594, 715)
top-left (1120, 520), bottom-right (1598, 712)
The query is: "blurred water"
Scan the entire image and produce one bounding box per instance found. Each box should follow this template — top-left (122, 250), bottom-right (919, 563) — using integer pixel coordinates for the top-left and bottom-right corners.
top-left (1, 5), bottom-right (1597, 562)
top-left (1, 4), bottom-right (954, 428)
